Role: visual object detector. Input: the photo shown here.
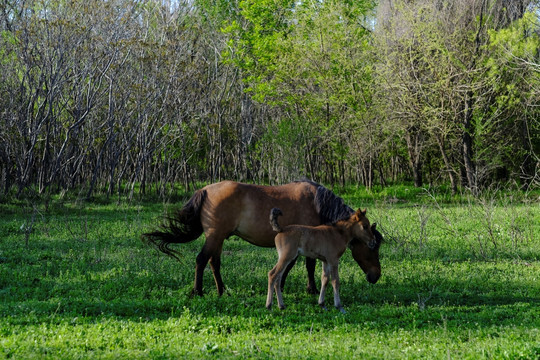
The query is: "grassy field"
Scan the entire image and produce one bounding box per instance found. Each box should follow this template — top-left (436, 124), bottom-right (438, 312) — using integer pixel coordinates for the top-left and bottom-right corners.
top-left (1, 186), bottom-right (539, 359)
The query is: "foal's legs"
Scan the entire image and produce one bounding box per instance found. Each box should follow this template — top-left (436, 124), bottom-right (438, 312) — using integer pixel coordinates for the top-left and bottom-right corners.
top-left (267, 262), bottom-right (288, 310)
top-left (279, 255), bottom-right (298, 291)
top-left (318, 262), bottom-right (330, 309)
top-left (267, 250), bottom-right (296, 310)
top-left (330, 264), bottom-right (345, 313)
top-left (281, 256), bottom-right (318, 294)
top-left (266, 265), bottom-right (281, 309)
top-left (318, 262), bottom-right (344, 313)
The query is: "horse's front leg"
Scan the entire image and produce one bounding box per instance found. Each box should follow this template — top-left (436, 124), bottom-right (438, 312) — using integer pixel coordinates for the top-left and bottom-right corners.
top-left (305, 257), bottom-right (319, 294)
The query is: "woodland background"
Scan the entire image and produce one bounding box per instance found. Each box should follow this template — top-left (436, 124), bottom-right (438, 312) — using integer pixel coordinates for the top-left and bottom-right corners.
top-left (1, 0), bottom-right (539, 200)
top-left (1, 3), bottom-right (539, 357)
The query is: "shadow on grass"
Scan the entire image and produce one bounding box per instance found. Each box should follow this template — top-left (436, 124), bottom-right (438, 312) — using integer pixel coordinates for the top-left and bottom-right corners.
top-left (2, 262), bottom-right (538, 333)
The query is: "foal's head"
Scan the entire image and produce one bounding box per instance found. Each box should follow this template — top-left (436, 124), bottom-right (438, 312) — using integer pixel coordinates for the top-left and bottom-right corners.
top-left (348, 209), bottom-right (376, 250)
top-left (350, 223), bottom-right (383, 284)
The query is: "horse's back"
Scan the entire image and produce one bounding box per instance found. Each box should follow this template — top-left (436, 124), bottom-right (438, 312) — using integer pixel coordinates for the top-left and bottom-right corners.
top-left (199, 181), bottom-right (321, 247)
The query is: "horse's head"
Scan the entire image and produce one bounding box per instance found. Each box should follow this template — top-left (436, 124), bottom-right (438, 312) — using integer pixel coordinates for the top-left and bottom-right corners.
top-left (350, 208), bottom-right (377, 250)
top-left (350, 223), bottom-right (382, 284)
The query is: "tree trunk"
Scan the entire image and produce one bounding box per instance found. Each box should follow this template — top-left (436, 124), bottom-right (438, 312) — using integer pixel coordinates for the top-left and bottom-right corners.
top-left (519, 115), bottom-right (535, 190)
top-left (462, 93), bottom-right (477, 194)
top-left (436, 135), bottom-right (457, 194)
top-left (405, 127), bottom-right (423, 187)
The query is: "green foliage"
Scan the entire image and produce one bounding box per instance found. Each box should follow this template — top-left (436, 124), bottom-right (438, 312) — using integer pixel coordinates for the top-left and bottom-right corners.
top-left (489, 12), bottom-right (540, 61)
top-left (222, 0), bottom-right (295, 95)
top-left (0, 31), bottom-right (17, 65)
top-left (1, 188), bottom-right (539, 358)
top-left (373, 1), bottom-right (540, 190)
top-left (224, 0), bottom-right (378, 184)
top-left (482, 10), bottom-right (540, 183)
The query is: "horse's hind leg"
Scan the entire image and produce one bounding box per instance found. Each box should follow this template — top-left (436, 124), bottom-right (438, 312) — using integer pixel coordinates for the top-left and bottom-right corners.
top-left (193, 234), bottom-right (226, 296)
top-left (209, 246), bottom-right (225, 296)
top-left (194, 248), bottom-right (210, 296)
top-left (206, 232), bottom-right (227, 296)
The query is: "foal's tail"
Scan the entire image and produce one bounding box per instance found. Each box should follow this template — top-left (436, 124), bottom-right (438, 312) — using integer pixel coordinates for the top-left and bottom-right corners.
top-left (270, 208), bottom-right (283, 233)
top-left (142, 189), bottom-right (207, 261)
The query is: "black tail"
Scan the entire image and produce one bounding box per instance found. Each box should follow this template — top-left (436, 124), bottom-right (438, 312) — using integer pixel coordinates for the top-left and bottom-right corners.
top-left (142, 189), bottom-right (207, 260)
top-left (270, 207), bottom-right (283, 233)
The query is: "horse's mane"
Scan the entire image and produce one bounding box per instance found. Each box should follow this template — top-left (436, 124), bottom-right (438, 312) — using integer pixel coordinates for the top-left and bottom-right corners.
top-left (299, 179), bottom-right (384, 248)
top-left (295, 178), bottom-right (354, 224)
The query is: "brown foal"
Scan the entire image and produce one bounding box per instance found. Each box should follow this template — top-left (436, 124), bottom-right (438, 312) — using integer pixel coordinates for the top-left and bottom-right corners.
top-left (266, 207), bottom-right (376, 313)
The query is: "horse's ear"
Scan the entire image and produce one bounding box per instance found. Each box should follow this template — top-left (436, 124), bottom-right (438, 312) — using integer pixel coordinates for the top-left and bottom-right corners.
top-left (371, 223), bottom-right (377, 230)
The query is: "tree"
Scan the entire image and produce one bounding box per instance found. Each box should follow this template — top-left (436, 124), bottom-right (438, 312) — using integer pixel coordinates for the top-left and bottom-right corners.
top-left (225, 0), bottom-right (377, 185)
top-left (487, 10), bottom-right (540, 189)
top-left (374, 0), bottom-right (535, 191)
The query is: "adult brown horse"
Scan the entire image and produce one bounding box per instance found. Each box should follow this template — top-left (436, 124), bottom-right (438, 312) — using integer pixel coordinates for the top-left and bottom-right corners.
top-left (142, 180), bottom-right (382, 296)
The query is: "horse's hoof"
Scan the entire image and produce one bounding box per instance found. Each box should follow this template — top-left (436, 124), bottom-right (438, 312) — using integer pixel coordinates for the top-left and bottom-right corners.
top-left (279, 305), bottom-right (286, 310)
top-left (266, 305), bottom-right (272, 311)
top-left (190, 289), bottom-right (204, 298)
top-left (219, 288), bottom-right (230, 297)
top-left (319, 304), bottom-right (327, 311)
top-left (307, 286), bottom-right (319, 295)
top-left (338, 307), bottom-right (346, 314)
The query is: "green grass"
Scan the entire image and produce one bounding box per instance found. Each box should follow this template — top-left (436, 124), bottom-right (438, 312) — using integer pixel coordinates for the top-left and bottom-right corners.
top-left (1, 186), bottom-right (539, 359)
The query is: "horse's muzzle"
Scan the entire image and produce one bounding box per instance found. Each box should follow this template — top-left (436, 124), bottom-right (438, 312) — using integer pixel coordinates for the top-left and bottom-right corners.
top-left (367, 271), bottom-right (380, 284)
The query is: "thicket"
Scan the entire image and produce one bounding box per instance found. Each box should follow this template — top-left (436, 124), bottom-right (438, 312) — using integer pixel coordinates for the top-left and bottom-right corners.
top-left (1, 0), bottom-right (539, 200)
